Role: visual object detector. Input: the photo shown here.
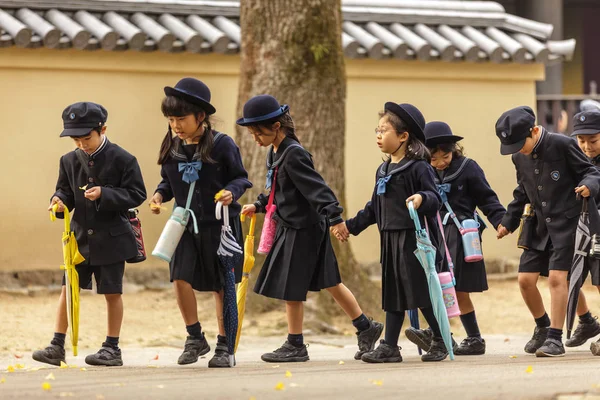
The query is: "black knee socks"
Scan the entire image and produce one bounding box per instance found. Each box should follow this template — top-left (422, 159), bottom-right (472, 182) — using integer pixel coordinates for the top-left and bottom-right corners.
top-left (460, 311), bottom-right (481, 339)
top-left (384, 311), bottom-right (405, 347)
top-left (420, 307), bottom-right (442, 338)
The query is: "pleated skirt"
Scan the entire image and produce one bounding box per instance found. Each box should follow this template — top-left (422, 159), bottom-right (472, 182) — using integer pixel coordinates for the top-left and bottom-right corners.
top-left (254, 219), bottom-right (342, 301)
top-left (170, 218), bottom-right (243, 292)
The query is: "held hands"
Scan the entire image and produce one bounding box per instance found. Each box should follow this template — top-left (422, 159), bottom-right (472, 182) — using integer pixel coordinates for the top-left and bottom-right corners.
top-left (496, 224), bottom-right (509, 239)
top-left (331, 221), bottom-right (350, 242)
top-left (215, 190), bottom-right (234, 206)
top-left (405, 194), bottom-right (423, 209)
top-left (84, 186), bottom-right (102, 201)
top-left (241, 204), bottom-right (256, 218)
top-left (149, 192), bottom-right (164, 215)
top-left (48, 196), bottom-right (65, 212)
top-left (575, 185), bottom-right (591, 198)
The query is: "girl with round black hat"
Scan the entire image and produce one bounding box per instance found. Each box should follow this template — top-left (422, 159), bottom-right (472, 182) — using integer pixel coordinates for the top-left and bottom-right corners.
top-left (238, 95), bottom-right (383, 363)
top-left (340, 102), bottom-right (450, 363)
top-left (405, 121), bottom-right (506, 356)
top-left (149, 77), bottom-right (252, 368)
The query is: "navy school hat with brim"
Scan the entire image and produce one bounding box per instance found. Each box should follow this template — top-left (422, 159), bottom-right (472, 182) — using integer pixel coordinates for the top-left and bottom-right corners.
top-left (60, 102), bottom-right (108, 138)
top-left (164, 77), bottom-right (216, 115)
top-left (495, 106), bottom-right (536, 155)
top-left (424, 121), bottom-right (463, 147)
top-left (236, 95), bottom-right (290, 126)
top-left (383, 102), bottom-right (426, 142)
top-left (571, 110), bottom-right (600, 136)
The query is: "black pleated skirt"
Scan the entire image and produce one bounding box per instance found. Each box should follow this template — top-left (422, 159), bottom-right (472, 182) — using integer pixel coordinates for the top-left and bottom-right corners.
top-left (443, 223), bottom-right (488, 293)
top-left (170, 218), bottom-right (243, 292)
top-left (254, 219), bottom-right (342, 301)
top-left (381, 229), bottom-right (432, 312)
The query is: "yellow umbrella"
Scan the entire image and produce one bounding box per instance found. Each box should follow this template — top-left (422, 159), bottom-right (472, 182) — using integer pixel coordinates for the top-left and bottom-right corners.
top-left (50, 204), bottom-right (85, 356)
top-left (234, 214), bottom-right (256, 352)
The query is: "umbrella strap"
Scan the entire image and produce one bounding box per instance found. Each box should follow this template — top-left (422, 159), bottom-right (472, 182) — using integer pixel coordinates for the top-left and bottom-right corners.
top-left (436, 212), bottom-right (456, 281)
top-left (185, 181), bottom-right (199, 234)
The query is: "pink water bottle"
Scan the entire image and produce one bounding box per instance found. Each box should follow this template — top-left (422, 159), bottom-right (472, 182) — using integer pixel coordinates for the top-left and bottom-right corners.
top-left (439, 272), bottom-right (461, 318)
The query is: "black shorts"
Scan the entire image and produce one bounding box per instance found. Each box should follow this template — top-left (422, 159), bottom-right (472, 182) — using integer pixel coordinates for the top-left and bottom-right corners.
top-left (61, 262), bottom-right (125, 295)
top-left (582, 257), bottom-right (600, 286)
top-left (519, 243), bottom-right (574, 277)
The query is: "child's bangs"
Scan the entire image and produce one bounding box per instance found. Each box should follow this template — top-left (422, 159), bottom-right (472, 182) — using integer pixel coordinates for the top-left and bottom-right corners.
top-left (161, 95), bottom-right (202, 117)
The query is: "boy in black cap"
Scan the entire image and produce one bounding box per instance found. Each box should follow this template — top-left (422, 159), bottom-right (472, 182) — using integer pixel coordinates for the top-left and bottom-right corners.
top-left (496, 106), bottom-right (600, 357)
top-left (32, 102), bottom-right (146, 367)
top-left (566, 110), bottom-right (600, 354)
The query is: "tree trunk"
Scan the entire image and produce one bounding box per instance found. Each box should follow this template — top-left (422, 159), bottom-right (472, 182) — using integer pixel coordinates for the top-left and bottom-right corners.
top-left (236, 0), bottom-right (378, 317)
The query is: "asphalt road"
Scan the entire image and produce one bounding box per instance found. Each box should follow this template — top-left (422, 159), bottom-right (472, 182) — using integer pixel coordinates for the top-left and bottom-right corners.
top-left (1, 334), bottom-right (600, 400)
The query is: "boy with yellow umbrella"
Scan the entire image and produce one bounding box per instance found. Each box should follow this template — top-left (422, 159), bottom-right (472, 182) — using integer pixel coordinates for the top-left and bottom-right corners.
top-left (32, 102), bottom-right (146, 367)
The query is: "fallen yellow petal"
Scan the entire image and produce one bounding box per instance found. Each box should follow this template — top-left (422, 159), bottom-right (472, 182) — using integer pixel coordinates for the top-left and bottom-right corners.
top-left (60, 361), bottom-right (68, 369)
top-left (271, 365), bottom-right (280, 368)
top-left (15, 363), bottom-right (25, 369)
top-left (372, 380), bottom-right (384, 386)
top-left (147, 365), bottom-right (160, 368)
top-left (79, 185), bottom-right (88, 190)
top-left (28, 367), bottom-right (41, 372)
top-left (42, 382), bottom-right (52, 391)
top-left (509, 355), bottom-right (517, 359)
top-left (7, 366), bottom-right (14, 373)
top-left (274, 382), bottom-right (285, 391)
top-left (45, 372), bottom-right (55, 380)
top-left (285, 370), bottom-right (292, 378)
top-left (249, 397), bottom-right (257, 400)
top-left (339, 361), bottom-right (345, 365)
top-left (525, 366), bottom-right (533, 374)
top-left (0, 376), bottom-right (6, 384)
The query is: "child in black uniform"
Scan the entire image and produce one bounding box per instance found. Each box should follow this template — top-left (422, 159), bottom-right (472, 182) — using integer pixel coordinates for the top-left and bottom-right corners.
top-left (497, 106), bottom-right (600, 357)
top-left (566, 110), bottom-right (600, 353)
top-left (150, 78), bottom-right (252, 368)
top-left (405, 121), bottom-right (505, 356)
top-left (340, 102), bottom-right (449, 363)
top-left (33, 102), bottom-right (147, 367)
top-left (239, 95), bottom-right (383, 363)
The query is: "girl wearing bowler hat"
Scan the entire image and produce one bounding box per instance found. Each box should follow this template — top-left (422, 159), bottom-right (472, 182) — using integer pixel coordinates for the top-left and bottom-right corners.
top-left (149, 77), bottom-right (252, 368)
top-left (339, 102), bottom-right (450, 363)
top-left (405, 121), bottom-right (505, 356)
top-left (239, 95), bottom-right (383, 363)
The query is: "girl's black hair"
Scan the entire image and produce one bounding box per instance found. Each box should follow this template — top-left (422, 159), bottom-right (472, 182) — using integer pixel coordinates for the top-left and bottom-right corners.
top-left (248, 112), bottom-right (301, 144)
top-left (379, 110), bottom-right (429, 161)
top-left (158, 95), bottom-right (216, 165)
top-left (428, 142), bottom-right (465, 158)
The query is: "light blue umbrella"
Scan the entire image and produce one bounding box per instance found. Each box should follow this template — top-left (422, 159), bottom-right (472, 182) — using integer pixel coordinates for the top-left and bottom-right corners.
top-left (408, 201), bottom-right (454, 360)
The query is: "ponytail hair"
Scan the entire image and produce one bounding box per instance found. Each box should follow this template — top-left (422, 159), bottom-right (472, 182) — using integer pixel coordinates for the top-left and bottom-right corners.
top-left (249, 111), bottom-right (301, 144)
top-left (158, 95), bottom-right (216, 165)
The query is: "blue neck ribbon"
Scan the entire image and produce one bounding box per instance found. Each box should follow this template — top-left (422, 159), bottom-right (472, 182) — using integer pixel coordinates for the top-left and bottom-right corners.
top-left (178, 161), bottom-right (203, 184)
top-left (376, 176), bottom-right (391, 195)
top-left (437, 183), bottom-right (451, 203)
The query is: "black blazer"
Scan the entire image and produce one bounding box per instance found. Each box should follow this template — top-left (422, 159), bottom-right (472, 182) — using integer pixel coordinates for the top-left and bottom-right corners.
top-left (502, 130), bottom-right (600, 251)
top-left (435, 156), bottom-right (505, 230)
top-left (155, 132), bottom-right (252, 223)
top-left (53, 139), bottom-right (147, 265)
top-left (254, 138), bottom-right (343, 229)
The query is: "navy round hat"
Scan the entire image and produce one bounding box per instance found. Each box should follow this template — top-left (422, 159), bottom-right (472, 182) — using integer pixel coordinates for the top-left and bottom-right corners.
top-left (572, 111), bottom-right (600, 136)
top-left (60, 102), bottom-right (108, 137)
top-left (384, 102), bottom-right (426, 142)
top-left (495, 106), bottom-right (536, 155)
top-left (236, 95), bottom-right (290, 126)
top-left (164, 77), bottom-right (216, 115)
top-left (424, 121), bottom-right (463, 147)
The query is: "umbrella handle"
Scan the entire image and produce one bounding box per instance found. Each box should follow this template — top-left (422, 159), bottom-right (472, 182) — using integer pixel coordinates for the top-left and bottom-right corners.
top-left (50, 204), bottom-right (71, 231)
top-left (241, 214), bottom-right (257, 236)
top-left (407, 201), bottom-right (422, 231)
top-left (215, 201), bottom-right (230, 227)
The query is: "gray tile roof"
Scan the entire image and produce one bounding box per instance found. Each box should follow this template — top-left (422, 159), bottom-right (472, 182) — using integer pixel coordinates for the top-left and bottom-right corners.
top-left (0, 0), bottom-right (575, 63)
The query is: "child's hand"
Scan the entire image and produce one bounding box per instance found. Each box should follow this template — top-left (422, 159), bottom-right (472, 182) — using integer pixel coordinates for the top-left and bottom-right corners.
top-left (497, 224), bottom-right (509, 239)
top-left (241, 204), bottom-right (256, 217)
top-left (331, 221), bottom-right (349, 242)
top-left (215, 190), bottom-right (234, 206)
top-left (149, 193), bottom-right (164, 214)
top-left (48, 196), bottom-right (65, 212)
top-left (84, 186), bottom-right (102, 201)
top-left (405, 194), bottom-right (423, 209)
top-left (575, 185), bottom-right (591, 198)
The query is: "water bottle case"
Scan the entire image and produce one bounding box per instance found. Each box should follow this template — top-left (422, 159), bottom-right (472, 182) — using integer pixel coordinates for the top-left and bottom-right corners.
top-left (257, 167), bottom-right (279, 255)
top-left (517, 203), bottom-right (535, 250)
top-left (461, 219), bottom-right (483, 262)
